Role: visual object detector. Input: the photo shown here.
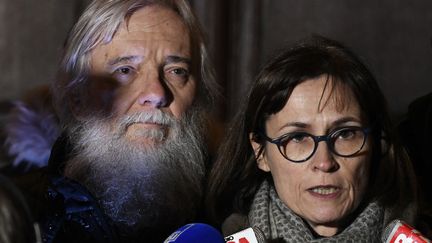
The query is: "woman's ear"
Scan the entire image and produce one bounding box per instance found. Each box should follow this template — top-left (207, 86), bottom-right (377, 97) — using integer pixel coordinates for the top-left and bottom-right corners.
top-left (379, 131), bottom-right (390, 156)
top-left (249, 133), bottom-right (271, 172)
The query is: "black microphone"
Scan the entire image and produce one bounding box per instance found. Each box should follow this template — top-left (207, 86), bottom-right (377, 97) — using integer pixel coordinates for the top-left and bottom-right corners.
top-left (163, 223), bottom-right (225, 243)
top-left (381, 219), bottom-right (430, 243)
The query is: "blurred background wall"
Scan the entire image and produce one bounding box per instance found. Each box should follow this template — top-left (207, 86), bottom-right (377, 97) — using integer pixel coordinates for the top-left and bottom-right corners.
top-left (0, 0), bottom-right (431, 123)
top-left (194, 0), bottom-right (432, 121)
top-left (0, 0), bottom-right (92, 121)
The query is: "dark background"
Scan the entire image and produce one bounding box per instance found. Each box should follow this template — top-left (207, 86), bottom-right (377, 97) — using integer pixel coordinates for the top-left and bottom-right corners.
top-left (1, 0), bottom-right (431, 123)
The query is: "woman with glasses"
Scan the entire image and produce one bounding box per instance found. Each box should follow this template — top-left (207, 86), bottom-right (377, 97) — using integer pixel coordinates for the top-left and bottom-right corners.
top-left (206, 36), bottom-right (420, 241)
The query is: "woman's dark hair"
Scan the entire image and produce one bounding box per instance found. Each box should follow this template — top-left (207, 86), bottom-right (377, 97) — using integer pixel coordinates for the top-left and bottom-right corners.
top-left (206, 35), bottom-right (417, 227)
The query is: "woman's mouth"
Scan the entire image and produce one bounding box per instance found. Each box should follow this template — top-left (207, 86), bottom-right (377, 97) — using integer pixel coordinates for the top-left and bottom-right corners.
top-left (308, 186), bottom-right (341, 198)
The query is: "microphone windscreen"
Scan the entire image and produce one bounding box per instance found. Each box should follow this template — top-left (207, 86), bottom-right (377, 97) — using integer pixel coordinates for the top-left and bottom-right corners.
top-left (164, 223), bottom-right (225, 243)
top-left (381, 219), bottom-right (430, 243)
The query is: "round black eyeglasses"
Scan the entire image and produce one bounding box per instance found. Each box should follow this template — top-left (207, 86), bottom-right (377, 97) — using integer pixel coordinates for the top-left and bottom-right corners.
top-left (260, 126), bottom-right (370, 163)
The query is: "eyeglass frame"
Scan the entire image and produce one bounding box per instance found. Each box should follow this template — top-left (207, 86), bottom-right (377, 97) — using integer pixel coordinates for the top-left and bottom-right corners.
top-left (259, 126), bottom-right (371, 163)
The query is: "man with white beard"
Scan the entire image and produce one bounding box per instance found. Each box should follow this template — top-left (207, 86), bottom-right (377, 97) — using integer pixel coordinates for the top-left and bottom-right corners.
top-left (13, 0), bottom-right (219, 242)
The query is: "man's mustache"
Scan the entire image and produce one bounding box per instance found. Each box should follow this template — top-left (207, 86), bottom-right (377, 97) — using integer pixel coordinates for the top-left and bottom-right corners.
top-left (117, 110), bottom-right (177, 130)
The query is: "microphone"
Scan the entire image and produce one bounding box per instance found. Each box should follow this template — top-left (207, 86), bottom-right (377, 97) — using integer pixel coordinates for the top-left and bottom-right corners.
top-left (382, 219), bottom-right (430, 243)
top-left (224, 227), bottom-right (267, 243)
top-left (163, 223), bottom-right (225, 243)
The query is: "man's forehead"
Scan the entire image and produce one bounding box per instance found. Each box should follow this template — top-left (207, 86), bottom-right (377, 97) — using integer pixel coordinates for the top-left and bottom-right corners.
top-left (89, 5), bottom-right (192, 68)
top-left (117, 5), bottom-right (188, 37)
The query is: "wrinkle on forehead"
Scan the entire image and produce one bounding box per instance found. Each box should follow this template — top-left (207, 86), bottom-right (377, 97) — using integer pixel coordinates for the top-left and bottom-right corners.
top-left (90, 4), bottom-right (191, 63)
top-left (121, 5), bottom-right (184, 35)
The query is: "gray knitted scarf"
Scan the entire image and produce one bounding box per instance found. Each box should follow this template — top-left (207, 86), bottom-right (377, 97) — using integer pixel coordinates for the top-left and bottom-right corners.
top-left (248, 180), bottom-right (384, 242)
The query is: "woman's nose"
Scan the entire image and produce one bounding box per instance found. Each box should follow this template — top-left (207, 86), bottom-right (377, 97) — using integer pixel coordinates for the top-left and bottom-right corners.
top-left (310, 142), bottom-right (339, 172)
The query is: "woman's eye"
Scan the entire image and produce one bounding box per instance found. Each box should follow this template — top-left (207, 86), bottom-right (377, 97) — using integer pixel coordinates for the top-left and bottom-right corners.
top-left (336, 129), bottom-right (356, 140)
top-left (289, 133), bottom-right (308, 143)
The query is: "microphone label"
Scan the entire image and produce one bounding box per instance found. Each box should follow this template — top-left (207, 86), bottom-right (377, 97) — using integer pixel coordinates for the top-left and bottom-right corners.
top-left (225, 228), bottom-right (258, 243)
top-left (164, 224), bottom-right (195, 242)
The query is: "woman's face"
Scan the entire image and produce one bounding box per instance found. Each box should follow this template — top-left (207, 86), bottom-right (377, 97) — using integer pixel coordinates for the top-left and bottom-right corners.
top-left (251, 76), bottom-right (372, 236)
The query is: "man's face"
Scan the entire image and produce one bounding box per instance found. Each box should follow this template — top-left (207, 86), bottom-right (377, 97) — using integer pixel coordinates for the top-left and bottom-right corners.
top-left (65, 5), bottom-right (206, 233)
top-left (89, 5), bottom-right (196, 147)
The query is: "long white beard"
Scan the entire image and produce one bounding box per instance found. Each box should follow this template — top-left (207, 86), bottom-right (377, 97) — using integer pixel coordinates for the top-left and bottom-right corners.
top-left (63, 108), bottom-right (206, 234)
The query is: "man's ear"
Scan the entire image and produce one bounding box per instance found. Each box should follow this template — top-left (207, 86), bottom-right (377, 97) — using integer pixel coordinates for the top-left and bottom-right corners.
top-left (249, 133), bottom-right (270, 172)
top-left (68, 91), bottom-right (87, 121)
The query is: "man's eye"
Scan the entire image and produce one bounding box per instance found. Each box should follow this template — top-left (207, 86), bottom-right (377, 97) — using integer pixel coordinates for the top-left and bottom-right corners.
top-left (112, 66), bottom-right (136, 83)
top-left (165, 67), bottom-right (190, 84)
top-left (117, 67), bottom-right (131, 74)
top-left (170, 68), bottom-right (189, 76)
top-left (114, 66), bottom-right (134, 75)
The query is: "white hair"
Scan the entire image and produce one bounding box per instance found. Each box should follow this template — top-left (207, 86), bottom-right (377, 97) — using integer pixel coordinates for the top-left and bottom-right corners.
top-left (63, 107), bottom-right (206, 233)
top-left (54, 0), bottom-right (219, 130)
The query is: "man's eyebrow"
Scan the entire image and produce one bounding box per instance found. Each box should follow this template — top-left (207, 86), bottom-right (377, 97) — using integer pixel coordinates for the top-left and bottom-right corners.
top-left (164, 55), bottom-right (191, 65)
top-left (106, 55), bottom-right (142, 67)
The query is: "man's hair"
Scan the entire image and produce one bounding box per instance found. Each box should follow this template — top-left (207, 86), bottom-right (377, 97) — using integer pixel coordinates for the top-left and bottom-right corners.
top-left (53, 0), bottom-right (218, 129)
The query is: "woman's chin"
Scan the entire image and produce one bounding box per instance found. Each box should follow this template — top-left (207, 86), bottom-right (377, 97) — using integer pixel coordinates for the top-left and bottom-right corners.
top-left (301, 206), bottom-right (350, 236)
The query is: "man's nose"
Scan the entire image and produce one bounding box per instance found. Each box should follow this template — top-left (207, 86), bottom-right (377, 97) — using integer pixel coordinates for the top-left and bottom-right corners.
top-left (310, 142), bottom-right (339, 172)
top-left (136, 72), bottom-right (168, 108)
